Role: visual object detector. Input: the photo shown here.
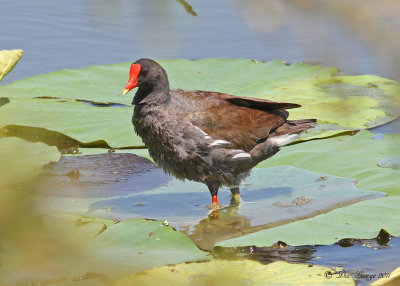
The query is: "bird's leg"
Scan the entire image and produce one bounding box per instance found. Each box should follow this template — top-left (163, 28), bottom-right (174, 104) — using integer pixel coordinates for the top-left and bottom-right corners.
top-left (212, 194), bottom-right (219, 205)
top-left (206, 181), bottom-right (222, 210)
top-left (230, 187), bottom-right (241, 204)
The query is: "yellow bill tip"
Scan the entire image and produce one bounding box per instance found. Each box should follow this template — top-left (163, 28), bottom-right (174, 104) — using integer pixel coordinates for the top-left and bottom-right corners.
top-left (122, 89), bottom-right (130, 96)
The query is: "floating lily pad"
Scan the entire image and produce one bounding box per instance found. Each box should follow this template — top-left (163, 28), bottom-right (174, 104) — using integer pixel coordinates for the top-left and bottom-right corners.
top-left (1, 214), bottom-right (210, 285)
top-left (35, 164), bottom-right (384, 250)
top-left (0, 59), bottom-right (399, 148)
top-left (87, 218), bottom-right (211, 279)
top-left (113, 260), bottom-right (354, 286)
top-left (217, 197), bottom-right (400, 247)
top-left (0, 59), bottom-right (339, 104)
top-left (0, 98), bottom-right (141, 148)
top-left (256, 130), bottom-right (400, 196)
top-left (0, 137), bottom-right (60, 186)
top-left (0, 49), bottom-right (23, 81)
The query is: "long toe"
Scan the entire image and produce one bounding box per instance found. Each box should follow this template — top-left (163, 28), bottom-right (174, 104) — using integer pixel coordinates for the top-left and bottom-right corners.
top-left (208, 202), bottom-right (224, 210)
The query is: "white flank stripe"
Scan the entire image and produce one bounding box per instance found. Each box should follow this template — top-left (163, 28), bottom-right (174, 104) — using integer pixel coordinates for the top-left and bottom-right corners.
top-left (232, 152), bottom-right (251, 159)
top-left (210, 140), bottom-right (231, 146)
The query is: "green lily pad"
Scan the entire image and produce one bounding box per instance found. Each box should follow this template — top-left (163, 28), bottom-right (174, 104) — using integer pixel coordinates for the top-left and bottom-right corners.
top-left (0, 98), bottom-right (141, 148)
top-left (0, 59), bottom-right (399, 148)
top-left (113, 260), bottom-right (354, 286)
top-left (0, 49), bottom-right (23, 81)
top-left (87, 218), bottom-right (210, 279)
top-left (1, 214), bottom-right (210, 285)
top-left (217, 197), bottom-right (400, 247)
top-left (0, 136), bottom-right (60, 186)
top-left (256, 130), bottom-right (400, 196)
top-left (35, 162), bottom-right (383, 250)
top-left (0, 59), bottom-right (339, 104)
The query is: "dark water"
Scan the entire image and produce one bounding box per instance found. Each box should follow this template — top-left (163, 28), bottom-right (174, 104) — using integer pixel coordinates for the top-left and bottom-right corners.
top-left (215, 235), bottom-right (400, 286)
top-left (2, 0), bottom-right (400, 86)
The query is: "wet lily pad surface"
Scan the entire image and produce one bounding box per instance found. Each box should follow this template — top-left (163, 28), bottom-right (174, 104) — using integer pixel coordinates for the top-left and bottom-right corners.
top-left (33, 154), bottom-right (384, 250)
top-left (35, 153), bottom-right (169, 197)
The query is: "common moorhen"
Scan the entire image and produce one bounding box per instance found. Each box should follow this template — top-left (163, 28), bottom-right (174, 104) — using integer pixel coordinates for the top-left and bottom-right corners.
top-left (123, 59), bottom-right (316, 208)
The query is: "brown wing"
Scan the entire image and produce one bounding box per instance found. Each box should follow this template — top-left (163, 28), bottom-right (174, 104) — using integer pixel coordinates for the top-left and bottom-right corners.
top-left (178, 90), bottom-right (299, 151)
top-left (214, 92), bottom-right (301, 111)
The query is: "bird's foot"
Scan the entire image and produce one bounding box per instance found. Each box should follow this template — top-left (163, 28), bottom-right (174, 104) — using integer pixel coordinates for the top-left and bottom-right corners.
top-left (230, 193), bottom-right (241, 205)
top-left (207, 203), bottom-right (223, 218)
top-left (208, 195), bottom-right (223, 210)
top-left (207, 195), bottom-right (223, 217)
top-left (229, 187), bottom-right (241, 205)
top-left (207, 202), bottom-right (224, 210)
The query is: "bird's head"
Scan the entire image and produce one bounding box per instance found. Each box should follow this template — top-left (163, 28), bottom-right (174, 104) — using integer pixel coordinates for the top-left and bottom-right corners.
top-left (122, 58), bottom-right (168, 96)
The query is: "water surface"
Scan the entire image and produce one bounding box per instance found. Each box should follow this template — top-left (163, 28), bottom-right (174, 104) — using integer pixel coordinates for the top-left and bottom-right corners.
top-left (2, 0), bottom-right (400, 85)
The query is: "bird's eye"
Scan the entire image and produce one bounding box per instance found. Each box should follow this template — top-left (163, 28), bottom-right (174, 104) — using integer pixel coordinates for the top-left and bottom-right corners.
top-left (141, 69), bottom-right (148, 76)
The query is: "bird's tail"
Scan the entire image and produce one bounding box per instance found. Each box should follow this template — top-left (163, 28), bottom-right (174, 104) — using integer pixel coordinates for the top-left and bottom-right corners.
top-left (249, 119), bottom-right (316, 165)
top-left (270, 119), bottom-right (317, 137)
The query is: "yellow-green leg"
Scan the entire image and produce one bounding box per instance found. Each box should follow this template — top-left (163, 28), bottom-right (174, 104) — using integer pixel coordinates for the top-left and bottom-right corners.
top-left (230, 187), bottom-right (241, 204)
